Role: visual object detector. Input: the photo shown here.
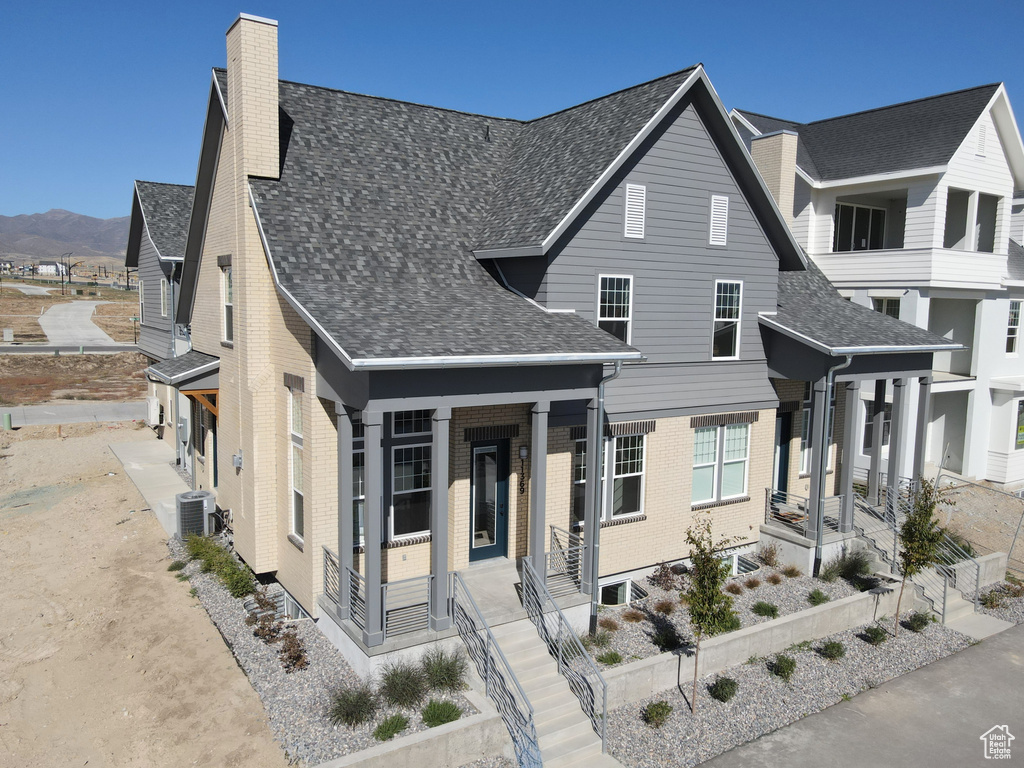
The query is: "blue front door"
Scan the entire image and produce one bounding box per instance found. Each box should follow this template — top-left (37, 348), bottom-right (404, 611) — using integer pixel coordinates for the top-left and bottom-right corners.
top-left (468, 439), bottom-right (509, 561)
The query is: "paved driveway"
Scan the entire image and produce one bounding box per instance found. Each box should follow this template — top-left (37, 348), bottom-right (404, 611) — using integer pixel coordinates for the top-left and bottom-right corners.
top-left (38, 300), bottom-right (116, 344)
top-left (700, 623), bottom-right (1023, 768)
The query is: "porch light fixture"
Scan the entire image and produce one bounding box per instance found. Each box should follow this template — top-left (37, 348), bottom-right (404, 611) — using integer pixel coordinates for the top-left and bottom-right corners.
top-left (519, 446), bottom-right (528, 460)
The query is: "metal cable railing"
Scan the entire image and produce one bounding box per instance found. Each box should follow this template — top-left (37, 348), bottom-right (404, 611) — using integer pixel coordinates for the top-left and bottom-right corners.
top-left (345, 566), bottom-right (367, 631)
top-left (521, 557), bottom-right (608, 752)
top-left (322, 546), bottom-right (340, 605)
top-left (382, 574), bottom-right (433, 638)
top-left (449, 572), bottom-right (541, 768)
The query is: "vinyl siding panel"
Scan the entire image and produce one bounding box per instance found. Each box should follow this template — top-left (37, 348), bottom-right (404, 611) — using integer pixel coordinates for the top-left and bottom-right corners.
top-left (545, 100), bottom-right (779, 416)
top-left (137, 231), bottom-right (174, 360)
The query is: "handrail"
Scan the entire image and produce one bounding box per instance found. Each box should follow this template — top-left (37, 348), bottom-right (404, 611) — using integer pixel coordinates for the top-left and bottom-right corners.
top-left (521, 557), bottom-right (608, 752)
top-left (449, 571), bottom-right (541, 768)
top-left (549, 524), bottom-right (583, 551)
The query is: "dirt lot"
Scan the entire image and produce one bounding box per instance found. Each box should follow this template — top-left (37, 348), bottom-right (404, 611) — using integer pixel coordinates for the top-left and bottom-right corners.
top-left (0, 422), bottom-right (286, 768)
top-left (0, 286), bottom-right (67, 343)
top-left (0, 352), bottom-right (148, 405)
top-left (0, 283), bottom-right (138, 343)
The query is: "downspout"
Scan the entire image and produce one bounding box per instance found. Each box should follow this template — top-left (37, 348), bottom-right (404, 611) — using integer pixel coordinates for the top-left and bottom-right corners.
top-left (589, 360), bottom-right (623, 635)
top-left (815, 354), bottom-right (853, 575)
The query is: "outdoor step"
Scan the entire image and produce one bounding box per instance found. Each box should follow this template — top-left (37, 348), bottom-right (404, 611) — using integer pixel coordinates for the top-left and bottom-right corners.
top-left (503, 643), bottom-right (553, 669)
top-left (536, 707), bottom-right (592, 738)
top-left (546, 750), bottom-right (622, 768)
top-left (531, 687), bottom-right (582, 717)
top-left (943, 596), bottom-right (976, 624)
top-left (490, 618), bottom-right (536, 640)
top-left (518, 674), bottom-right (568, 700)
top-left (540, 727), bottom-right (603, 765)
top-left (510, 657), bottom-right (560, 686)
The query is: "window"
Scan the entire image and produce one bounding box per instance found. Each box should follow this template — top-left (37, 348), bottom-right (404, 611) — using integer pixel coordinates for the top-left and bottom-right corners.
top-left (709, 195), bottom-right (729, 246)
top-left (571, 439), bottom-right (587, 525)
top-left (692, 423), bottom-right (750, 504)
top-left (160, 277), bottom-right (169, 317)
top-left (598, 275), bottom-right (632, 343)
top-left (138, 279), bottom-right (145, 324)
top-left (1008, 301), bottom-right (1021, 355)
top-left (624, 184), bottom-right (646, 239)
top-left (800, 382), bottom-right (836, 474)
top-left (289, 387), bottom-right (303, 541)
top-left (290, 389), bottom-right (303, 439)
top-left (863, 400), bottom-right (893, 454)
top-left (392, 445), bottom-right (431, 538)
top-left (222, 267), bottom-right (233, 342)
top-left (872, 297), bottom-right (900, 319)
top-left (1016, 401), bottom-right (1024, 451)
top-left (571, 434), bottom-right (644, 522)
top-left (393, 410), bottom-right (431, 436)
top-left (712, 280), bottom-right (742, 359)
top-left (351, 413), bottom-right (365, 546)
top-left (833, 203), bottom-right (885, 252)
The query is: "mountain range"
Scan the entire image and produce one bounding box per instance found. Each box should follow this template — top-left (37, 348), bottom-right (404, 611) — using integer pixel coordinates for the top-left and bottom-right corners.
top-left (0, 209), bottom-right (130, 267)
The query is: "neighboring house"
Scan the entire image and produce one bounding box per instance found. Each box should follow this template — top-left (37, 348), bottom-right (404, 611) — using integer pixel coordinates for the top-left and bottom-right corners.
top-left (36, 261), bottom-right (66, 276)
top-left (124, 181), bottom-right (205, 480)
top-left (0, 260), bottom-right (13, 274)
top-left (169, 15), bottom-right (953, 683)
top-left (732, 84), bottom-right (1024, 488)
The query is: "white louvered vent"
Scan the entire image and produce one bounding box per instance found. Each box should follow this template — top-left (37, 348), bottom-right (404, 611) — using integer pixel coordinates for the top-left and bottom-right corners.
top-left (709, 195), bottom-right (729, 246)
top-left (977, 124), bottom-right (987, 157)
top-left (624, 184), bottom-right (646, 239)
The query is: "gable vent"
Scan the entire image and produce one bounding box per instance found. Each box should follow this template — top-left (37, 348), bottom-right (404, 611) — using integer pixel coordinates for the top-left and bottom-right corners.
top-left (977, 124), bottom-right (987, 157)
top-left (709, 195), bottom-right (729, 246)
top-left (624, 184), bottom-right (646, 239)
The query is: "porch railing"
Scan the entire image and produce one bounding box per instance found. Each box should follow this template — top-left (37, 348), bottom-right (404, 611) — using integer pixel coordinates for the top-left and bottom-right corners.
top-left (449, 571), bottom-right (541, 768)
top-left (382, 574), bottom-right (433, 638)
top-left (765, 488), bottom-right (843, 538)
top-left (346, 566), bottom-right (367, 631)
top-left (323, 546), bottom-right (340, 605)
top-left (547, 525), bottom-right (585, 588)
top-left (521, 557), bottom-right (608, 752)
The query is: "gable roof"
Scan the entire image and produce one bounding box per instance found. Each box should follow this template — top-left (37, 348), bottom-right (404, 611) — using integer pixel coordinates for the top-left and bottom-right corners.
top-left (735, 84), bottom-right (1002, 182)
top-left (126, 181), bottom-right (194, 267)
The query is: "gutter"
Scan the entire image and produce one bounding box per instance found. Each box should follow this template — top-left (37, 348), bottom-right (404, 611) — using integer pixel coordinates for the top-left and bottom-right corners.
top-left (759, 314), bottom-right (965, 355)
top-left (589, 360), bottom-right (623, 636)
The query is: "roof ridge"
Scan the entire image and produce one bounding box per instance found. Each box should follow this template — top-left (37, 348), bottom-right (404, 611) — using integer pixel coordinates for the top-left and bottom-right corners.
top-left (136, 180), bottom-right (195, 190)
top-left (525, 65), bottom-right (700, 124)
top-left (735, 108), bottom-right (800, 124)
top-left (803, 82), bottom-right (1002, 126)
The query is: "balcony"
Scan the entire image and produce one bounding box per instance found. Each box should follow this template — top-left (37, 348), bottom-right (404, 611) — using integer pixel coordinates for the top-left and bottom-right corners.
top-left (813, 247), bottom-right (1008, 290)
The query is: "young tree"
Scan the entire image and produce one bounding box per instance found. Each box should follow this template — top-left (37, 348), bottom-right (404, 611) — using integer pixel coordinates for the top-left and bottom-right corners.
top-left (683, 510), bottom-right (738, 714)
top-left (894, 479), bottom-right (947, 636)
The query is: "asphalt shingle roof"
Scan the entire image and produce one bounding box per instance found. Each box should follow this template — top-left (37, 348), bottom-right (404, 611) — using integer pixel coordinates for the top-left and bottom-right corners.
top-left (736, 84), bottom-right (999, 181)
top-left (135, 181), bottom-right (194, 260)
top-left (147, 350), bottom-right (219, 382)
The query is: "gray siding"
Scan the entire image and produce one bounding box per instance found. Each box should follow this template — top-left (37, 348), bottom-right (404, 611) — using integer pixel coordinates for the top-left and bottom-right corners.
top-left (540, 99), bottom-right (780, 417)
top-left (137, 230), bottom-right (175, 361)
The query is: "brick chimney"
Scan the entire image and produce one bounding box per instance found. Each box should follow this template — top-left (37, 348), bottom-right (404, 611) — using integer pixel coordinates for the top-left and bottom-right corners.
top-left (750, 130), bottom-right (798, 229)
top-left (226, 13), bottom-right (279, 179)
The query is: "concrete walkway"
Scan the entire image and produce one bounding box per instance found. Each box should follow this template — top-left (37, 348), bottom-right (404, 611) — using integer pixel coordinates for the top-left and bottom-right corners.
top-left (0, 344), bottom-right (139, 354)
top-left (8, 283), bottom-right (54, 296)
top-left (110, 440), bottom-right (190, 537)
top-left (1, 400), bottom-right (146, 427)
top-left (38, 301), bottom-right (116, 345)
top-left (700, 622), bottom-right (1024, 768)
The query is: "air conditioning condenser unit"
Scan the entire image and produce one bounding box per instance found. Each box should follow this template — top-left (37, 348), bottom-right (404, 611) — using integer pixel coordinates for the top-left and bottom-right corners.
top-left (175, 490), bottom-right (216, 538)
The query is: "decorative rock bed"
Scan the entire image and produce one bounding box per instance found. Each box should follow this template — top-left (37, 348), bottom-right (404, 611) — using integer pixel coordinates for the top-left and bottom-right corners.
top-left (977, 580), bottom-right (1024, 625)
top-left (606, 620), bottom-right (972, 768)
top-left (167, 538), bottom-right (477, 766)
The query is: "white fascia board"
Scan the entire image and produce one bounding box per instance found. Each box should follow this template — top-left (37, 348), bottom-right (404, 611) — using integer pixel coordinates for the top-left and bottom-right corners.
top-left (989, 86), bottom-right (1024, 188)
top-left (350, 350), bottom-right (643, 371)
top-left (810, 166), bottom-right (947, 190)
top-left (1003, 280), bottom-right (1024, 288)
top-left (758, 313), bottom-right (963, 355)
top-left (473, 245), bottom-right (544, 259)
top-left (729, 109), bottom-right (761, 136)
top-left (796, 166), bottom-right (816, 185)
top-left (212, 69), bottom-right (229, 127)
top-left (539, 67), bottom-right (705, 253)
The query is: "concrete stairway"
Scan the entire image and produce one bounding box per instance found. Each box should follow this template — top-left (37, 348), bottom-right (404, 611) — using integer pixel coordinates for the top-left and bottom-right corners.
top-left (490, 619), bottom-right (620, 768)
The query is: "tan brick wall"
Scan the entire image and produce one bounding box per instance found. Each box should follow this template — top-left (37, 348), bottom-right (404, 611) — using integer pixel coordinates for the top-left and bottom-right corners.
top-left (750, 131), bottom-right (797, 228)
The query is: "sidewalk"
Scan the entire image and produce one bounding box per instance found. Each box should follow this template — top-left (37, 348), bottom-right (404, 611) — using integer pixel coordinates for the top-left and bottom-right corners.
top-left (699, 622), bottom-right (1024, 768)
top-left (1, 400), bottom-right (146, 426)
top-left (109, 440), bottom-right (190, 536)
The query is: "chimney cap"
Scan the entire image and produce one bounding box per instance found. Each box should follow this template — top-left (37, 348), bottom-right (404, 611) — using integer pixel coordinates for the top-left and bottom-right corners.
top-left (228, 13), bottom-right (278, 32)
top-left (751, 129), bottom-right (799, 140)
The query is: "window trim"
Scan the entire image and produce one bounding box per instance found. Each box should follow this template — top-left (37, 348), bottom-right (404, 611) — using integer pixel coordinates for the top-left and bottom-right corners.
top-left (289, 386), bottom-right (304, 542)
top-left (159, 277), bottom-right (169, 317)
top-left (1008, 300), bottom-right (1021, 356)
top-left (572, 434), bottom-right (645, 524)
top-left (389, 442), bottom-right (432, 542)
top-left (597, 273), bottom-right (634, 345)
top-left (800, 382), bottom-right (835, 474)
top-left (861, 398), bottom-right (893, 457)
top-left (711, 279), bottom-right (743, 361)
top-left (692, 423), bottom-right (751, 505)
top-left (623, 183), bottom-right (646, 239)
top-left (392, 410), bottom-right (432, 438)
top-left (872, 297), bottom-right (901, 320)
top-left (221, 266), bottom-right (233, 343)
top-left (138, 279), bottom-right (145, 325)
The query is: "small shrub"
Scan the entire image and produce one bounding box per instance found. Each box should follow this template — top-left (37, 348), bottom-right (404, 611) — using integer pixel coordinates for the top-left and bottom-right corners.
top-left (751, 601), bottom-right (779, 619)
top-left (654, 599), bottom-right (675, 615)
top-left (598, 617), bottom-right (620, 632)
top-left (822, 550), bottom-right (872, 584)
top-left (743, 577), bottom-right (761, 590)
top-left (713, 612), bottom-right (742, 634)
top-left (724, 582), bottom-right (743, 595)
top-left (421, 647), bottom-right (467, 692)
top-left (596, 650), bottom-right (623, 665)
top-left (904, 612), bottom-right (930, 633)
top-left (766, 572), bottom-right (783, 585)
top-left (819, 640), bottom-right (846, 661)
top-left (222, 565), bottom-right (257, 598)
top-left (247, 610), bottom-right (282, 643)
top-left (421, 699), bottom-right (462, 728)
top-left (279, 627), bottom-right (309, 672)
top-left (939, 528), bottom-right (977, 558)
top-left (622, 608), bottom-right (645, 623)
top-left (981, 590), bottom-right (1003, 609)
top-left (184, 534), bottom-right (255, 597)
top-left (167, 560), bottom-right (186, 572)
top-left (642, 700), bottom-right (672, 728)
top-left (819, 559), bottom-right (841, 583)
top-left (651, 627), bottom-right (682, 652)
top-left (329, 683), bottom-right (378, 727)
top-left (708, 676), bottom-right (738, 702)
top-left (769, 654), bottom-right (797, 681)
top-left (648, 563), bottom-right (679, 590)
top-left (808, 588), bottom-right (830, 606)
top-left (760, 542), bottom-right (780, 568)
top-left (781, 564), bottom-right (802, 578)
top-left (379, 661), bottom-right (428, 707)
top-left (862, 625), bottom-right (888, 645)
top-left (373, 714), bottom-right (409, 742)
top-left (582, 630), bottom-right (611, 649)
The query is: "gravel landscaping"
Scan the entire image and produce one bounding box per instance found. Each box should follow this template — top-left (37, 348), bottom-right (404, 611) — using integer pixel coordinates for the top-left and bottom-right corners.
top-left (169, 538), bottom-right (477, 766)
top-left (606, 619), bottom-right (972, 768)
top-left (977, 580), bottom-right (1024, 625)
top-left (592, 568), bottom-right (858, 665)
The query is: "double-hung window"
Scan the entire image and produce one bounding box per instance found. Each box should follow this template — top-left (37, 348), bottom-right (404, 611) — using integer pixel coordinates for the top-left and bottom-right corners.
top-left (571, 434), bottom-right (645, 523)
top-left (863, 400), bottom-right (893, 454)
top-left (289, 387), bottom-right (304, 541)
top-left (1008, 300), bottom-right (1021, 355)
top-left (800, 383), bottom-right (836, 474)
top-left (692, 423), bottom-right (750, 504)
top-left (222, 267), bottom-right (233, 343)
top-left (712, 280), bottom-right (742, 359)
top-left (392, 444), bottom-right (431, 538)
top-left (598, 275), bottom-right (632, 343)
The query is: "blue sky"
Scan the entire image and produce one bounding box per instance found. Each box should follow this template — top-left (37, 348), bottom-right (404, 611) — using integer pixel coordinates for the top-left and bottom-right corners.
top-left (3, 0), bottom-right (1023, 220)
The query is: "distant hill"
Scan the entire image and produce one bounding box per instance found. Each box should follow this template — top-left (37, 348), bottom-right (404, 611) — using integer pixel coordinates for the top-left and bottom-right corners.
top-left (0, 209), bottom-right (130, 269)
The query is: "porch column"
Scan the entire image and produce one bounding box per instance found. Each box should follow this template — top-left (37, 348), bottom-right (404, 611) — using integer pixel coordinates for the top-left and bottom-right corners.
top-left (362, 410), bottom-right (385, 647)
top-left (429, 407), bottom-right (451, 631)
top-left (581, 398), bottom-right (601, 596)
top-left (868, 380), bottom-right (886, 505)
top-left (529, 402), bottom-right (549, 583)
top-left (886, 378), bottom-right (908, 506)
top-left (839, 381), bottom-right (860, 533)
top-left (337, 405), bottom-right (353, 619)
top-left (913, 375), bottom-right (933, 484)
top-left (805, 376), bottom-right (827, 542)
